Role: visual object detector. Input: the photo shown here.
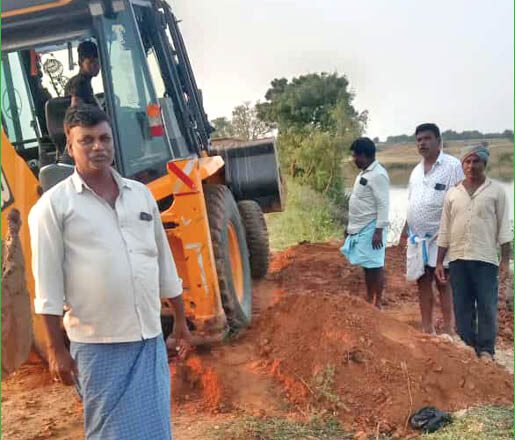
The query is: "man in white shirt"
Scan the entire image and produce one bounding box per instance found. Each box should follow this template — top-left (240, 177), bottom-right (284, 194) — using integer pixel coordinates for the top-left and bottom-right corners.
top-left (29, 104), bottom-right (191, 439)
top-left (401, 123), bottom-right (464, 335)
top-left (342, 137), bottom-right (390, 308)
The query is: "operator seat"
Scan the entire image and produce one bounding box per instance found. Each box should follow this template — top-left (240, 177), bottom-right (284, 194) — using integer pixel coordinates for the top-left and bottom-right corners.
top-left (39, 97), bottom-right (74, 192)
top-left (45, 96), bottom-right (72, 156)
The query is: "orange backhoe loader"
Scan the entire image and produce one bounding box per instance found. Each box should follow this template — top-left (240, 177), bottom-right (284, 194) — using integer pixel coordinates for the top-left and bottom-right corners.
top-left (1, 0), bottom-right (283, 375)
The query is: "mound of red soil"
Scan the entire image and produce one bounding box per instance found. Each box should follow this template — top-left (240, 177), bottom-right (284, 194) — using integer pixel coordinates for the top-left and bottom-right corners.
top-left (255, 291), bottom-right (513, 436)
top-left (169, 243), bottom-right (513, 435)
top-left (270, 242), bottom-right (413, 306)
top-left (270, 242), bottom-right (513, 346)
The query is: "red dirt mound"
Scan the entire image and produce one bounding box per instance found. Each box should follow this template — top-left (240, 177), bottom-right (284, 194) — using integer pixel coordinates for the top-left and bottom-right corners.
top-left (255, 291), bottom-right (513, 436)
top-left (270, 242), bottom-right (514, 346)
top-left (271, 242), bottom-right (413, 306)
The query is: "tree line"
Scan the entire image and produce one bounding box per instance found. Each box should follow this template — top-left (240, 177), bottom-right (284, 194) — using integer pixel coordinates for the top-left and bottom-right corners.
top-left (384, 129), bottom-right (513, 144)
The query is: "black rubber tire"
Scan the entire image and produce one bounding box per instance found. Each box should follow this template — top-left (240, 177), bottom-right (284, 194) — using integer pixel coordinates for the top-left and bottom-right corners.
top-left (204, 184), bottom-right (252, 331)
top-left (238, 200), bottom-right (270, 279)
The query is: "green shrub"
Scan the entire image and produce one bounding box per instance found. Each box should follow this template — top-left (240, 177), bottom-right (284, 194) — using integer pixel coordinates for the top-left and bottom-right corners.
top-left (266, 179), bottom-right (344, 251)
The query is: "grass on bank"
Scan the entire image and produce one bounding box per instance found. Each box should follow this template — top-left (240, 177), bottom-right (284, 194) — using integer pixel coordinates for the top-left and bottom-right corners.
top-left (266, 178), bottom-right (343, 251)
top-left (420, 405), bottom-right (514, 440)
top-left (215, 415), bottom-right (350, 440)
top-left (214, 406), bottom-right (513, 439)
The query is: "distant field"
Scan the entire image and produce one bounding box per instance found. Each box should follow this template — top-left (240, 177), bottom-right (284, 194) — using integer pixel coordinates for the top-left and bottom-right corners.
top-left (343, 138), bottom-right (514, 186)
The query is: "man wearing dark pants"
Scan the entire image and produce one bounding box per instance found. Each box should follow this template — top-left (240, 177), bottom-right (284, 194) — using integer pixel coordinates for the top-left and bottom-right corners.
top-left (341, 138), bottom-right (390, 308)
top-left (401, 123), bottom-right (464, 335)
top-left (435, 145), bottom-right (512, 361)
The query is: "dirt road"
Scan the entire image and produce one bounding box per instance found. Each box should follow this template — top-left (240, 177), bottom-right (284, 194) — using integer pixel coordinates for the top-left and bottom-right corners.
top-left (2, 243), bottom-right (513, 439)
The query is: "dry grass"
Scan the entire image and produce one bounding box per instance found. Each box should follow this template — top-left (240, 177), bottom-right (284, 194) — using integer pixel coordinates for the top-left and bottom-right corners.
top-left (215, 415), bottom-right (350, 440)
top-left (214, 405), bottom-right (513, 439)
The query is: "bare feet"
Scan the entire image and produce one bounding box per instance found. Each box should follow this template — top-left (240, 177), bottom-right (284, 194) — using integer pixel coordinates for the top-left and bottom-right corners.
top-left (442, 327), bottom-right (456, 337)
top-left (437, 333), bottom-right (454, 343)
top-left (421, 325), bottom-right (436, 336)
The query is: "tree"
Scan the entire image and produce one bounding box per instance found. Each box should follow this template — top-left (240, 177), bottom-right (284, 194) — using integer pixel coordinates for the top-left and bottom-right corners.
top-left (211, 103), bottom-right (271, 141)
top-left (257, 73), bottom-right (363, 133)
top-left (373, 137), bottom-right (380, 143)
top-left (256, 72), bottom-right (367, 198)
top-left (210, 117), bottom-right (234, 138)
top-left (231, 102), bottom-right (271, 140)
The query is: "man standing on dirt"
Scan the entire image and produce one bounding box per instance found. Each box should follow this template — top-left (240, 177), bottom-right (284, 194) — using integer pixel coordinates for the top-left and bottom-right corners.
top-left (64, 41), bottom-right (100, 107)
top-left (435, 145), bottom-right (512, 361)
top-left (342, 137), bottom-right (390, 308)
top-left (29, 104), bottom-right (192, 439)
top-left (401, 123), bottom-right (463, 335)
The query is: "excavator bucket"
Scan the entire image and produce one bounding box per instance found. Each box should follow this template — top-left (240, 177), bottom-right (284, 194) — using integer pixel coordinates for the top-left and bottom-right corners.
top-left (2, 209), bottom-right (33, 377)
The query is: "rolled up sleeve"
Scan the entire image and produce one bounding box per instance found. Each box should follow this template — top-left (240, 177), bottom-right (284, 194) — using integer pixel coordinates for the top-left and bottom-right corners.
top-left (496, 188), bottom-right (513, 246)
top-left (28, 198), bottom-right (65, 315)
top-left (370, 173), bottom-right (390, 229)
top-left (152, 201), bottom-right (183, 298)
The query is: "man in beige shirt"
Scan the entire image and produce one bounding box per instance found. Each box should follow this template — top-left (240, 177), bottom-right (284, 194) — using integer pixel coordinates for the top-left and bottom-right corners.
top-left (435, 145), bottom-right (512, 360)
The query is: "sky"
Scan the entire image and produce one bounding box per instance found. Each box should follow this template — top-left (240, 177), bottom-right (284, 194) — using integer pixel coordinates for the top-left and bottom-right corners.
top-left (171, 0), bottom-right (513, 140)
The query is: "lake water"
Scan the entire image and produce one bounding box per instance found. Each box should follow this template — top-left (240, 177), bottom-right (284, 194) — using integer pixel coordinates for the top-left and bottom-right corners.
top-left (387, 180), bottom-right (514, 243)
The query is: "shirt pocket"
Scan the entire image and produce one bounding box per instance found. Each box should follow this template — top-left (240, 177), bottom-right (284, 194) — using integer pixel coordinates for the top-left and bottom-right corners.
top-left (358, 181), bottom-right (375, 201)
top-left (429, 184), bottom-right (447, 207)
top-left (125, 211), bottom-right (158, 258)
top-left (353, 180), bottom-right (367, 196)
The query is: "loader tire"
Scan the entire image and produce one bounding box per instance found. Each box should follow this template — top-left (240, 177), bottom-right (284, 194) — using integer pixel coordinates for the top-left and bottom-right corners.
top-left (238, 201), bottom-right (270, 279)
top-left (204, 184), bottom-right (252, 332)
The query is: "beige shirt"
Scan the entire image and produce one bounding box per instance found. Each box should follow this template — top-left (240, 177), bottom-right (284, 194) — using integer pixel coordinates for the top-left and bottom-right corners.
top-left (347, 160), bottom-right (390, 234)
top-left (437, 178), bottom-right (512, 266)
top-left (28, 169), bottom-right (183, 343)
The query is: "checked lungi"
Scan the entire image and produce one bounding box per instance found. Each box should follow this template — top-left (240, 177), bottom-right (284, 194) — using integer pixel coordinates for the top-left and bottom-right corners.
top-left (70, 335), bottom-right (172, 440)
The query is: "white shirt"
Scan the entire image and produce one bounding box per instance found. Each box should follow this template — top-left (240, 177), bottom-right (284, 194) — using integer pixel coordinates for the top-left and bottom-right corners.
top-left (28, 169), bottom-right (183, 343)
top-left (437, 179), bottom-right (512, 266)
top-left (407, 152), bottom-right (464, 237)
top-left (347, 160), bottom-right (390, 234)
